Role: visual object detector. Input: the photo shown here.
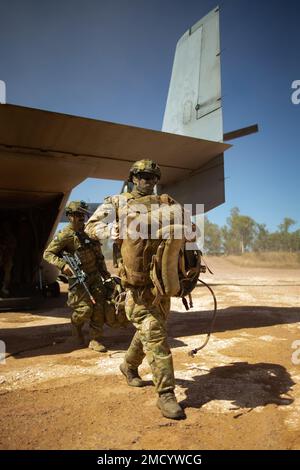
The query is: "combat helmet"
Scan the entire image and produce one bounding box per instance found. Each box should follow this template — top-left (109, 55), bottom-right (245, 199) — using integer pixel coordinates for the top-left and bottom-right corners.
top-left (128, 159), bottom-right (161, 182)
top-left (65, 200), bottom-right (90, 216)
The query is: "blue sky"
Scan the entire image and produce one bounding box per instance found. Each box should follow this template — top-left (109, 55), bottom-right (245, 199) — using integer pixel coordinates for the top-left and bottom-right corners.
top-left (1, 0), bottom-right (299, 231)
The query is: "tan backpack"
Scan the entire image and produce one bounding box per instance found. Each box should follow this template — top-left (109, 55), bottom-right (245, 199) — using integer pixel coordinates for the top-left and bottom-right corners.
top-left (116, 193), bottom-right (202, 305)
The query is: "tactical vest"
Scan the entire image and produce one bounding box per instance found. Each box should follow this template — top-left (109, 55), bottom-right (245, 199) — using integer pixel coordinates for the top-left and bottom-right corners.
top-left (71, 231), bottom-right (102, 274)
top-left (114, 192), bottom-right (202, 304)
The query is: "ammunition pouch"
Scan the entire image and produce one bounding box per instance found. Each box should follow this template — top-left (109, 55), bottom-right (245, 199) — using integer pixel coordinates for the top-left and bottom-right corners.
top-left (103, 276), bottom-right (129, 328)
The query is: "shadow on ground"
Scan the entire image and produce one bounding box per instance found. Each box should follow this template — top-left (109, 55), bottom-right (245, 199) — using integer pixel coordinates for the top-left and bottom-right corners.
top-left (169, 305), bottom-right (300, 338)
top-left (1, 306), bottom-right (300, 360)
top-left (177, 362), bottom-right (295, 412)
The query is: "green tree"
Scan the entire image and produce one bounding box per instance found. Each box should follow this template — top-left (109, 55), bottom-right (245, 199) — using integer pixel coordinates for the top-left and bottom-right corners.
top-left (278, 217), bottom-right (296, 234)
top-left (277, 218), bottom-right (297, 251)
top-left (222, 225), bottom-right (240, 254)
top-left (253, 223), bottom-right (270, 252)
top-left (223, 207), bottom-right (257, 254)
top-left (204, 216), bottom-right (222, 254)
top-left (290, 229), bottom-right (300, 252)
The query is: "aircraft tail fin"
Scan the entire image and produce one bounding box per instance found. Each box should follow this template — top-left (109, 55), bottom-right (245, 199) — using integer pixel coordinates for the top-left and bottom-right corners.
top-left (162, 6), bottom-right (222, 142)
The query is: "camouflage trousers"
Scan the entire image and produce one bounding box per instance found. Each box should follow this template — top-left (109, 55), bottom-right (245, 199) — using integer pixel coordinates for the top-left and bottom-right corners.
top-left (67, 272), bottom-right (106, 340)
top-left (124, 287), bottom-right (175, 394)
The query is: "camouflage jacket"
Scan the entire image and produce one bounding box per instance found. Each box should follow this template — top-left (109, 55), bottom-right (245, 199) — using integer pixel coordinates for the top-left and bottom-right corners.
top-left (44, 224), bottom-right (109, 275)
top-left (85, 190), bottom-right (179, 242)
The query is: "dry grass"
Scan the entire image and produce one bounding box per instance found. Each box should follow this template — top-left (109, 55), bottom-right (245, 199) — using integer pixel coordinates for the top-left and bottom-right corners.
top-left (223, 252), bottom-right (300, 269)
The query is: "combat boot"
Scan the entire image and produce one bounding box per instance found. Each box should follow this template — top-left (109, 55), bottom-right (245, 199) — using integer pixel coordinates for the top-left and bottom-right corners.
top-left (157, 391), bottom-right (186, 420)
top-left (120, 361), bottom-right (143, 387)
top-left (71, 323), bottom-right (85, 345)
top-left (88, 339), bottom-right (107, 352)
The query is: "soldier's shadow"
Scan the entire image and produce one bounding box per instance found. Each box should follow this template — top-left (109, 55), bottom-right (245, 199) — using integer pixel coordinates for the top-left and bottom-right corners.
top-left (177, 362), bottom-right (295, 412)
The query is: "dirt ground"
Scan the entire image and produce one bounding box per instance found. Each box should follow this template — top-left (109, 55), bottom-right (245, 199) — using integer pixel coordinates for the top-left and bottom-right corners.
top-left (0, 257), bottom-right (300, 450)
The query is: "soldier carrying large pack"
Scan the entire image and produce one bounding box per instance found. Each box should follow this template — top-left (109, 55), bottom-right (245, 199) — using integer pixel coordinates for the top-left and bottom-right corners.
top-left (86, 160), bottom-right (201, 419)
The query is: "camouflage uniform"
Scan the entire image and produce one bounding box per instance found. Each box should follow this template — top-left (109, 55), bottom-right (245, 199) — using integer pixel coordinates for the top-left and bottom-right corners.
top-left (85, 163), bottom-right (175, 394)
top-left (44, 202), bottom-right (109, 343)
top-left (124, 287), bottom-right (174, 393)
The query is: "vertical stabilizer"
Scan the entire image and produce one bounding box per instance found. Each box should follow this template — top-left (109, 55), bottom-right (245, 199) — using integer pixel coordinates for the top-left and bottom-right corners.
top-left (162, 7), bottom-right (222, 142)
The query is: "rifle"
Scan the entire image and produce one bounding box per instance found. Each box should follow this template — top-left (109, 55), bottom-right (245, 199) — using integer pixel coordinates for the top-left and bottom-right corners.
top-left (62, 252), bottom-right (96, 305)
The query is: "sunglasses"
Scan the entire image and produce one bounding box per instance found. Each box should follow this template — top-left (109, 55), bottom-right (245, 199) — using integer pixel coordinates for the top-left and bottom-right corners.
top-left (71, 212), bottom-right (86, 217)
top-left (136, 172), bottom-right (157, 181)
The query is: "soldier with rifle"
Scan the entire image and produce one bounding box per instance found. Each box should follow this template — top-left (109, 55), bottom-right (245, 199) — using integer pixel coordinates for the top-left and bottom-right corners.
top-left (44, 200), bottom-right (111, 352)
